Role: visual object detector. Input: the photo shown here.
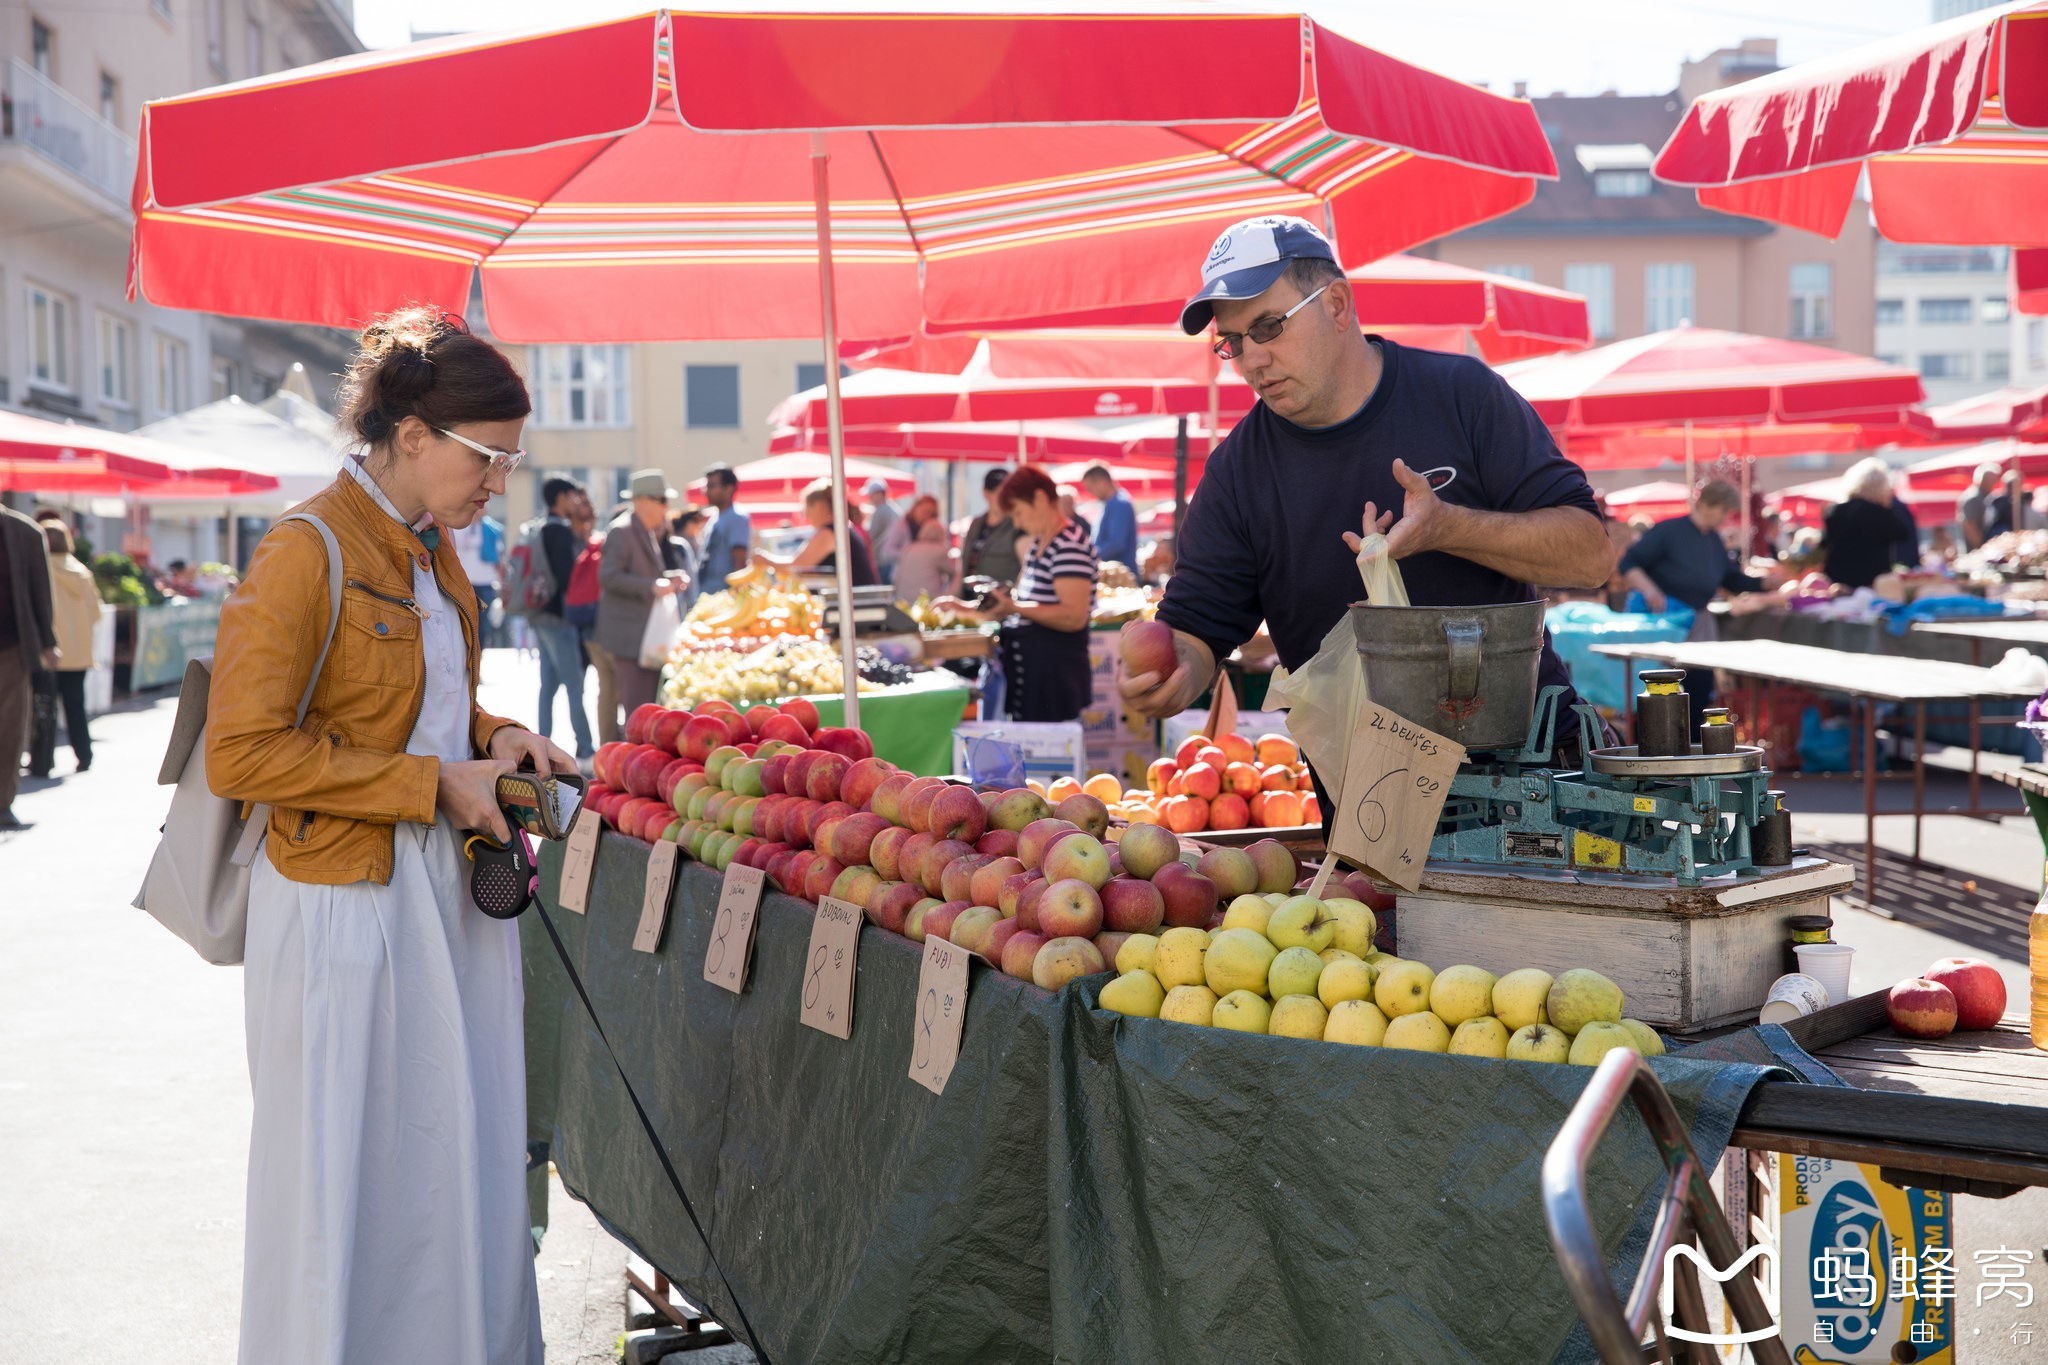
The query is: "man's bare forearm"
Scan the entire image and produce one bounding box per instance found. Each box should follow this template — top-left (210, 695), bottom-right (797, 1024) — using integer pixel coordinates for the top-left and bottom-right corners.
top-left (1430, 505), bottom-right (1614, 589)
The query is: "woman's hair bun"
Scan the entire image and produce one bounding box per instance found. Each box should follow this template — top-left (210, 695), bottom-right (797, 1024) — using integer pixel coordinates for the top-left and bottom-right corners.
top-left (338, 304), bottom-right (529, 451)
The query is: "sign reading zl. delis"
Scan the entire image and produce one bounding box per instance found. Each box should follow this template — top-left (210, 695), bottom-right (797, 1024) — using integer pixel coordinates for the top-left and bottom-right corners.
top-left (1326, 700), bottom-right (1465, 891)
top-left (1777, 1155), bottom-right (1954, 1363)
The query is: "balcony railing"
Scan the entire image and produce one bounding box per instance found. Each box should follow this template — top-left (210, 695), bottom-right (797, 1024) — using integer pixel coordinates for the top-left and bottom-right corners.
top-left (1, 58), bottom-right (137, 209)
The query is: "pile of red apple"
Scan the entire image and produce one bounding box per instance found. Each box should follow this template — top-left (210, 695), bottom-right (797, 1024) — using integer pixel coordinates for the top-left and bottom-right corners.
top-left (1885, 957), bottom-right (2008, 1039)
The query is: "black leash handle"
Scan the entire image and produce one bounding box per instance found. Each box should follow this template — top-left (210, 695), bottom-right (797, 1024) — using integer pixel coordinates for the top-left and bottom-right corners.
top-left (531, 897), bottom-right (772, 1362)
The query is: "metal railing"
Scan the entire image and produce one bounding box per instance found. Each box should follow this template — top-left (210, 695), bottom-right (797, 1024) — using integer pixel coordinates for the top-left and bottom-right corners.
top-left (1, 58), bottom-right (137, 208)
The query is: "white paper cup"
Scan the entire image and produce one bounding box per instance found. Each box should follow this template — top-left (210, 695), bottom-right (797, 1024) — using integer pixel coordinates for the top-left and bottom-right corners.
top-left (1759, 972), bottom-right (1831, 1025)
top-left (1793, 943), bottom-right (1854, 1007)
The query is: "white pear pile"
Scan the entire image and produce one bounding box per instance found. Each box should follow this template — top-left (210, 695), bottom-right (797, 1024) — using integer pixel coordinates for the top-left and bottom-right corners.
top-left (1100, 910), bottom-right (1667, 1064)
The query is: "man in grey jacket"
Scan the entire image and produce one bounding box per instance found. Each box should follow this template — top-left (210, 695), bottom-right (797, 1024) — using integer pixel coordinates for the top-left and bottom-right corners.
top-left (1, 504), bottom-right (58, 828)
top-left (596, 469), bottom-right (689, 713)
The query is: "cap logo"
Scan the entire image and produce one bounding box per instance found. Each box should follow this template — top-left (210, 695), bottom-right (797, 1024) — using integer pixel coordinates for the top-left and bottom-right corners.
top-left (1208, 234), bottom-right (1233, 262)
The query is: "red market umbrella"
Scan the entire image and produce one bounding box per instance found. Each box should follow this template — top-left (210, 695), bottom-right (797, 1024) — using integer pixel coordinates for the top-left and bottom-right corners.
top-left (1908, 383), bottom-right (2048, 443)
top-left (1048, 460), bottom-right (1206, 500)
top-left (129, 8), bottom-right (1552, 728)
top-left (1901, 439), bottom-right (2048, 491)
top-left (1768, 476), bottom-right (1960, 527)
top-left (688, 452), bottom-right (912, 503)
top-left (2017, 249), bottom-right (2048, 313)
top-left (846, 254), bottom-right (1593, 376)
top-left (0, 410), bottom-right (280, 497)
top-left (1652, 3), bottom-right (2048, 245)
top-left (769, 356), bottom-right (1252, 430)
top-left (766, 418), bottom-right (1139, 465)
top-left (1599, 480), bottom-right (1694, 522)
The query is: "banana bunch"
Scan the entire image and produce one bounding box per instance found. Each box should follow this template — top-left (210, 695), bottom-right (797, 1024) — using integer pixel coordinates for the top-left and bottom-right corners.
top-left (679, 579), bottom-right (822, 649)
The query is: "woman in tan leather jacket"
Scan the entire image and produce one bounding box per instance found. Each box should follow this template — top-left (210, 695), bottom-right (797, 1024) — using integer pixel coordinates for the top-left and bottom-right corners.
top-left (208, 308), bottom-right (568, 1365)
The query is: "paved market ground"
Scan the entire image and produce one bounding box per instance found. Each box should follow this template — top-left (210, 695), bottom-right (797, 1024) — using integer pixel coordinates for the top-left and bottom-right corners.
top-left (0, 648), bottom-right (2040, 1362)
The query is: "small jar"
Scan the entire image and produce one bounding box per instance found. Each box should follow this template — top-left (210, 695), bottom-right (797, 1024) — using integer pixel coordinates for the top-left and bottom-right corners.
top-left (1788, 915), bottom-right (1833, 945)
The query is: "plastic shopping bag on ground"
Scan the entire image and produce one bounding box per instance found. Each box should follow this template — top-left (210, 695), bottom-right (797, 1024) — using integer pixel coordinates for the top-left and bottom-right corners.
top-left (638, 592), bottom-right (684, 669)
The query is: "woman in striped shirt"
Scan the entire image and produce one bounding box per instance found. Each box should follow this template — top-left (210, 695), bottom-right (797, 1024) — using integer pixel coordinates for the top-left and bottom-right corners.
top-left (941, 465), bottom-right (1098, 721)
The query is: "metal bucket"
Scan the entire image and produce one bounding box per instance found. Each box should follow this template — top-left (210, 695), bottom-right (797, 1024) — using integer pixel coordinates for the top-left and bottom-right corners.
top-left (1349, 599), bottom-right (1546, 751)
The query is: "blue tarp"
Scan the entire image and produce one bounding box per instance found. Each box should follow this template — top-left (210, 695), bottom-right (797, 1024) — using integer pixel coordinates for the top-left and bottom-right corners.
top-left (1547, 602), bottom-right (1694, 713)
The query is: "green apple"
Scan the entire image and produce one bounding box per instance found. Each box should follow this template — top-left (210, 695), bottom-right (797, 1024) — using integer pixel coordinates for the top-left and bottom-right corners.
top-left (1569, 1020), bottom-right (1641, 1066)
top-left (1383, 1012), bottom-right (1451, 1051)
top-left (1266, 946), bottom-right (1324, 999)
top-left (1323, 898), bottom-right (1378, 957)
top-left (1268, 994), bottom-right (1328, 1040)
top-left (1430, 964), bottom-right (1499, 1027)
top-left (1160, 984), bottom-right (1218, 1026)
top-left (1114, 933), bottom-right (1159, 976)
top-left (1449, 1016), bottom-right (1511, 1058)
top-left (1506, 1022), bottom-right (1571, 1063)
top-left (1266, 895), bottom-right (1336, 953)
top-left (1317, 956), bottom-right (1377, 1008)
top-left (1619, 1018), bottom-right (1666, 1057)
top-left (1324, 999), bottom-right (1389, 1046)
top-left (1262, 892), bottom-right (1288, 907)
top-left (1547, 968), bottom-right (1625, 1036)
top-left (1374, 959), bottom-right (1436, 1017)
top-left (1099, 969), bottom-right (1166, 1019)
top-left (1221, 894), bottom-right (1274, 935)
top-left (1211, 989), bottom-right (1271, 1033)
top-left (1204, 928), bottom-right (1278, 997)
top-left (1491, 968), bottom-right (1554, 1032)
top-left (1153, 927), bottom-right (1211, 989)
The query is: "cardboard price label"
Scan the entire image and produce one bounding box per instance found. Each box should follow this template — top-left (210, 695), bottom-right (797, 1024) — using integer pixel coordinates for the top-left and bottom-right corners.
top-left (558, 807), bottom-right (602, 914)
top-left (633, 840), bottom-right (680, 953)
top-left (1326, 700), bottom-right (1466, 892)
top-left (800, 896), bottom-right (864, 1038)
top-left (703, 862), bottom-right (766, 993)
top-left (908, 936), bottom-right (971, 1095)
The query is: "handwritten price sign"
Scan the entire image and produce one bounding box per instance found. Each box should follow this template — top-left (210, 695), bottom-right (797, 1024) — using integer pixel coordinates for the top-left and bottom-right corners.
top-left (908, 936), bottom-right (970, 1095)
top-left (558, 807), bottom-right (602, 914)
top-left (1327, 700), bottom-right (1465, 892)
top-left (800, 897), bottom-right (864, 1038)
top-left (632, 840), bottom-right (680, 953)
top-left (702, 862), bottom-right (766, 992)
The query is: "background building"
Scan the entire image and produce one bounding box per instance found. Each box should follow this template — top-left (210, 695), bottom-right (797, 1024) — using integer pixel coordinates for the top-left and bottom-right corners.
top-left (1874, 244), bottom-right (2011, 404)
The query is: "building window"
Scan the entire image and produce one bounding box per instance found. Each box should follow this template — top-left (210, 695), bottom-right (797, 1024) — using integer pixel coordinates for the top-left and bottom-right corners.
top-left (1789, 263), bottom-right (1832, 339)
top-left (1875, 298), bottom-right (1904, 326)
top-left (1917, 297), bottom-right (1972, 324)
top-left (244, 16), bottom-right (262, 77)
top-left (1484, 264), bottom-right (1535, 282)
top-left (1983, 296), bottom-right (2011, 324)
top-left (206, 0), bottom-right (225, 71)
top-left (31, 19), bottom-right (53, 76)
top-left (532, 345), bottom-right (631, 427)
top-left (1986, 350), bottom-right (2011, 384)
top-left (1644, 262), bottom-right (1694, 332)
top-left (96, 312), bottom-right (134, 407)
top-left (154, 335), bottom-right (190, 414)
top-left (686, 364), bottom-right (741, 428)
top-left (1562, 263), bottom-right (1614, 339)
top-left (794, 361), bottom-right (850, 394)
top-left (27, 284), bottom-right (75, 393)
top-left (1592, 170), bottom-right (1652, 198)
top-left (1876, 355), bottom-right (1903, 367)
top-left (211, 356), bottom-right (237, 401)
top-left (98, 72), bottom-right (118, 126)
top-left (152, 0), bottom-right (170, 18)
top-left (1919, 352), bottom-right (1972, 380)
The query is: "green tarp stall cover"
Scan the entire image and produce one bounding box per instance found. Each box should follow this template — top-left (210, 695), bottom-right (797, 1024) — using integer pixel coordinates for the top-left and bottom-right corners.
top-left (523, 839), bottom-right (1784, 1363)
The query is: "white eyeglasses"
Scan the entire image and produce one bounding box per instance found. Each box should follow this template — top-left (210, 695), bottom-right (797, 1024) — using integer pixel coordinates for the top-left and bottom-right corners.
top-left (436, 426), bottom-right (525, 477)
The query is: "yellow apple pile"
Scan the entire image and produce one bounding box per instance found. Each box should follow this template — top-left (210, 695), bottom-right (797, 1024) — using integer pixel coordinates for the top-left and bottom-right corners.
top-left (1100, 906), bottom-right (1666, 1064)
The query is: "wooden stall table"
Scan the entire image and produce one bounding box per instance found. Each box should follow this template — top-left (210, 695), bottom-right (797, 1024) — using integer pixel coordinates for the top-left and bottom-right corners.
top-left (919, 628), bottom-right (994, 662)
top-left (1589, 640), bottom-right (2038, 902)
top-left (1912, 613), bottom-right (2048, 665)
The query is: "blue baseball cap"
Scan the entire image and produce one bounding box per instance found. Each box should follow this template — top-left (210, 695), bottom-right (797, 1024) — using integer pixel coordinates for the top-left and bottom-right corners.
top-left (1179, 215), bottom-right (1339, 335)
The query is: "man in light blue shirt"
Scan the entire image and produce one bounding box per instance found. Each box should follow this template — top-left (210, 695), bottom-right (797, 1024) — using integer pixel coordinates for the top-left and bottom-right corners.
top-left (1082, 465), bottom-right (1138, 571)
top-left (698, 463), bottom-right (752, 588)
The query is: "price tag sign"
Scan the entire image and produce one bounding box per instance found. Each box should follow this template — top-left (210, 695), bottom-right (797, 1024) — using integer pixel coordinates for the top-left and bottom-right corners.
top-left (1326, 699), bottom-right (1466, 892)
top-left (703, 862), bottom-right (766, 993)
top-left (633, 840), bottom-right (680, 953)
top-left (557, 808), bottom-right (602, 914)
top-left (907, 936), bottom-right (971, 1095)
top-left (800, 896), bottom-right (864, 1038)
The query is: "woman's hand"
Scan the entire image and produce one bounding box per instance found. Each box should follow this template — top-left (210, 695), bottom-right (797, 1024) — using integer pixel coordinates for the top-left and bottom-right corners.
top-left (438, 758), bottom-right (517, 842)
top-left (489, 725), bottom-right (577, 775)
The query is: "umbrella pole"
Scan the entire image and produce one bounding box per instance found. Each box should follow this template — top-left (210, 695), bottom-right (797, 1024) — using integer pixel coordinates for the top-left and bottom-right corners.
top-left (1172, 416), bottom-right (1190, 545)
top-left (811, 134), bottom-right (860, 732)
top-left (1684, 420), bottom-right (1695, 492)
top-left (1739, 453), bottom-right (1751, 553)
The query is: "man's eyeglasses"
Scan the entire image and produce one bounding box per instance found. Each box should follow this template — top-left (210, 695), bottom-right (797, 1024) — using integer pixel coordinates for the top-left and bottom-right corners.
top-left (1211, 282), bottom-right (1333, 361)
top-left (436, 427), bottom-right (525, 477)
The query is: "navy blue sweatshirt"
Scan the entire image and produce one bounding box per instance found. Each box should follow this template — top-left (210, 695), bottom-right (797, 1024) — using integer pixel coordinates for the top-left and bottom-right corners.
top-left (1619, 515), bottom-right (1763, 613)
top-left (1157, 339), bottom-right (1599, 708)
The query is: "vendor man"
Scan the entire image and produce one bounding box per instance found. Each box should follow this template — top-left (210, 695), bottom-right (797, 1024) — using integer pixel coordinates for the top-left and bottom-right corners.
top-left (1120, 216), bottom-right (1615, 810)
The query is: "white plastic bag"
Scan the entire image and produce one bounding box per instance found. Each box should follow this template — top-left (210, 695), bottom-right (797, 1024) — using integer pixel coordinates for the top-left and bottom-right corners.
top-left (1267, 539), bottom-right (1405, 786)
top-left (638, 592), bottom-right (684, 669)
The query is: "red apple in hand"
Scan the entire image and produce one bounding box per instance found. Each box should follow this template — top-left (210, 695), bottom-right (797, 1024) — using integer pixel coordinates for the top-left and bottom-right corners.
top-left (1886, 978), bottom-right (1959, 1039)
top-left (1120, 619), bottom-right (1177, 678)
top-left (1923, 957), bottom-right (2007, 1030)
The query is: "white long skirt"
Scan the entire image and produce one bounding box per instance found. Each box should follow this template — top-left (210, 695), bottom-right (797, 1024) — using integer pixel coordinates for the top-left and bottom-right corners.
top-left (242, 818), bottom-right (542, 1365)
